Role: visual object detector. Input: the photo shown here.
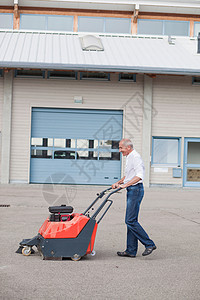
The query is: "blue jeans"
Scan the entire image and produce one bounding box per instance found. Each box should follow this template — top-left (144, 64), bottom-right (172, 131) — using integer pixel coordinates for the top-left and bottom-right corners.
top-left (125, 183), bottom-right (155, 256)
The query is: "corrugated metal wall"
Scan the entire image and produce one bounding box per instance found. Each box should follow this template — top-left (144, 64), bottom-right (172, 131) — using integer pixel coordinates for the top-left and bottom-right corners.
top-left (10, 74), bottom-right (144, 183)
top-left (151, 75), bottom-right (200, 185)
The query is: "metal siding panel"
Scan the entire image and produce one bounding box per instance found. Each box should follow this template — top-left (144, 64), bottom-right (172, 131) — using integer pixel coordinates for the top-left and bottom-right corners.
top-left (0, 32), bottom-right (12, 61)
top-left (152, 76), bottom-right (200, 137)
top-left (52, 34), bottom-right (61, 64)
top-left (150, 168), bottom-right (182, 185)
top-left (1, 31), bottom-right (200, 74)
top-left (3, 32), bottom-right (19, 62)
top-left (10, 76), bottom-right (143, 183)
top-left (59, 34), bottom-right (68, 64)
top-left (12, 32), bottom-right (26, 62)
top-left (20, 33), bottom-right (32, 62)
top-left (151, 75), bottom-right (200, 185)
top-left (37, 33), bottom-right (46, 63)
top-left (45, 34), bottom-right (53, 63)
top-left (28, 33), bottom-right (40, 63)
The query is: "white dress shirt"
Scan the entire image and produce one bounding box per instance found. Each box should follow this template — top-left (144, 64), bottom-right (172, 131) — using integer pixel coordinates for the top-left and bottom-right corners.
top-left (124, 149), bottom-right (145, 185)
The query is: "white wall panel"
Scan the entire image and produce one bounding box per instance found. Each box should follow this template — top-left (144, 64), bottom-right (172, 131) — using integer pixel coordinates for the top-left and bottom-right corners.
top-left (10, 75), bottom-right (144, 183)
top-left (151, 75), bottom-right (200, 185)
top-left (152, 76), bottom-right (200, 137)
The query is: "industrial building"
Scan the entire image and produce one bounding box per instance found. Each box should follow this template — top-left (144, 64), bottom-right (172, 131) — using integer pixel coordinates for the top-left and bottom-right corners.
top-left (0, 0), bottom-right (200, 187)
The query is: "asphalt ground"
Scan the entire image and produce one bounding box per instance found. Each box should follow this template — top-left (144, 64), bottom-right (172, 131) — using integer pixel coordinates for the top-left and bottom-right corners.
top-left (0, 184), bottom-right (200, 300)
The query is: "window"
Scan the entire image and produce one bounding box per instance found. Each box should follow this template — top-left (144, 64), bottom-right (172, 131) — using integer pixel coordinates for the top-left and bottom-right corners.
top-left (194, 22), bottom-right (200, 36)
top-left (138, 19), bottom-right (189, 36)
top-left (20, 14), bottom-right (73, 31)
top-left (31, 138), bottom-right (53, 147)
top-left (20, 15), bottom-right (46, 30)
top-left (54, 139), bottom-right (65, 148)
top-left (164, 20), bottom-right (189, 36)
top-left (0, 70), bottom-right (3, 77)
top-left (138, 19), bottom-right (163, 35)
top-left (78, 17), bottom-right (131, 34)
top-left (80, 72), bottom-right (110, 81)
top-left (31, 149), bottom-right (52, 159)
top-left (99, 140), bottom-right (119, 150)
top-left (54, 151), bottom-right (76, 159)
top-left (152, 137), bottom-right (181, 166)
top-left (119, 73), bottom-right (136, 82)
top-left (15, 70), bottom-right (45, 78)
top-left (47, 15), bottom-right (73, 31)
top-left (192, 77), bottom-right (200, 85)
top-left (78, 17), bottom-right (104, 33)
top-left (105, 18), bottom-right (131, 34)
top-left (54, 139), bottom-right (76, 148)
top-left (31, 138), bottom-right (120, 160)
top-left (77, 150), bottom-right (98, 160)
top-left (0, 13), bottom-right (13, 29)
top-left (47, 70), bottom-right (77, 79)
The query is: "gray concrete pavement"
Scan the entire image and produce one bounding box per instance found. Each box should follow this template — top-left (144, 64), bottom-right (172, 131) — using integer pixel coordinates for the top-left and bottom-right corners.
top-left (0, 184), bottom-right (200, 300)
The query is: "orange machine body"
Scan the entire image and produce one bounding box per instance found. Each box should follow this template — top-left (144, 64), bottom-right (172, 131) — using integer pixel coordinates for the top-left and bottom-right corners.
top-left (38, 213), bottom-right (98, 254)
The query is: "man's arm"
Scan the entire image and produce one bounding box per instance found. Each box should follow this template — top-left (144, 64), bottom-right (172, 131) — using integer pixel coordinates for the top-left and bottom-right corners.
top-left (119, 176), bottom-right (141, 189)
top-left (112, 176), bottom-right (125, 189)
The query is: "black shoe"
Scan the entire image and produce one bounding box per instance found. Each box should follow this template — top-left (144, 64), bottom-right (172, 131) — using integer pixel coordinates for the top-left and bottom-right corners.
top-left (142, 246), bottom-right (157, 256)
top-left (117, 251), bottom-right (136, 258)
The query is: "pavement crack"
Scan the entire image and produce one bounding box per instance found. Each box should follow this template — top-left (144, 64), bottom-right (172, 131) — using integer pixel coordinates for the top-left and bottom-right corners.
top-left (164, 211), bottom-right (200, 225)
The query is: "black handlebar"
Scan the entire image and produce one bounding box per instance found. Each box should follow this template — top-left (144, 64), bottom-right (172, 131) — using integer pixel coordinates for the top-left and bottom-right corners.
top-left (83, 187), bottom-right (122, 224)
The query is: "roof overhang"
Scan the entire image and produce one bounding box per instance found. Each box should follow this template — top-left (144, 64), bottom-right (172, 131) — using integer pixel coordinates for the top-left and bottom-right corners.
top-left (2, 62), bottom-right (200, 76)
top-left (0, 30), bottom-right (200, 76)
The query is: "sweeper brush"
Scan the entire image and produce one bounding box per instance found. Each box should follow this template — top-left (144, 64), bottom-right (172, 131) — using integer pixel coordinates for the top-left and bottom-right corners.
top-left (16, 187), bottom-right (120, 261)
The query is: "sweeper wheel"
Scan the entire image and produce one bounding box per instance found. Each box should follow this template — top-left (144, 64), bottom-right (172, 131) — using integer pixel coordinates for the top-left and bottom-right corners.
top-left (22, 246), bottom-right (32, 256)
top-left (71, 254), bottom-right (81, 261)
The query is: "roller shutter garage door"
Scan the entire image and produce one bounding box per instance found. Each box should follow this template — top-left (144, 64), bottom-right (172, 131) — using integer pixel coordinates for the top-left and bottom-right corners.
top-left (30, 108), bottom-right (123, 185)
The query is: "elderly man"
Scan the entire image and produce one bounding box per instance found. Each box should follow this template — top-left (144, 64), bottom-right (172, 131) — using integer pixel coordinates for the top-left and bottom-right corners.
top-left (112, 138), bottom-right (156, 258)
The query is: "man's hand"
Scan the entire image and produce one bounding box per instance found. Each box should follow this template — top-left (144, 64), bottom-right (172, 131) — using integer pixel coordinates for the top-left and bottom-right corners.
top-left (118, 184), bottom-right (127, 189)
top-left (112, 182), bottom-right (119, 189)
top-left (112, 177), bottom-right (125, 189)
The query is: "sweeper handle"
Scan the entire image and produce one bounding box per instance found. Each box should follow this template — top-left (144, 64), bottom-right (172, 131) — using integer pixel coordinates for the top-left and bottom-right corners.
top-left (82, 186), bottom-right (112, 216)
top-left (83, 187), bottom-right (121, 224)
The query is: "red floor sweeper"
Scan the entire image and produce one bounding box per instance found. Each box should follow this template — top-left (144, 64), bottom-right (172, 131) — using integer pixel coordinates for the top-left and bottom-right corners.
top-left (16, 187), bottom-right (120, 261)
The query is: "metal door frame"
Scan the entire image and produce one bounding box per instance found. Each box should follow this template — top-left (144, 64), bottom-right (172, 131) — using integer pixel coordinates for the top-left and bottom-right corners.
top-left (183, 138), bottom-right (200, 187)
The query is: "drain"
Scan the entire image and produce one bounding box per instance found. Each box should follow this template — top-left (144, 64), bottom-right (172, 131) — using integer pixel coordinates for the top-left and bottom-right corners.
top-left (0, 204), bottom-right (10, 207)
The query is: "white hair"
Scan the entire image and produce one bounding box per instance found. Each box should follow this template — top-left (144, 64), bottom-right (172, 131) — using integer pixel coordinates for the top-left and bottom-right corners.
top-left (120, 139), bottom-right (133, 149)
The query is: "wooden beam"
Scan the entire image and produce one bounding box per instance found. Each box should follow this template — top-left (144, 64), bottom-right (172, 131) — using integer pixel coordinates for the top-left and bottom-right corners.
top-left (18, 6), bottom-right (132, 18)
top-left (1, 5), bottom-right (200, 21)
top-left (73, 15), bottom-right (78, 32)
top-left (133, 8), bottom-right (139, 23)
top-left (13, 4), bottom-right (20, 30)
top-left (0, 6), bottom-right (13, 13)
top-left (139, 11), bottom-right (200, 22)
top-left (131, 16), bottom-right (137, 34)
top-left (190, 20), bottom-right (194, 37)
top-left (14, 4), bottom-right (19, 18)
